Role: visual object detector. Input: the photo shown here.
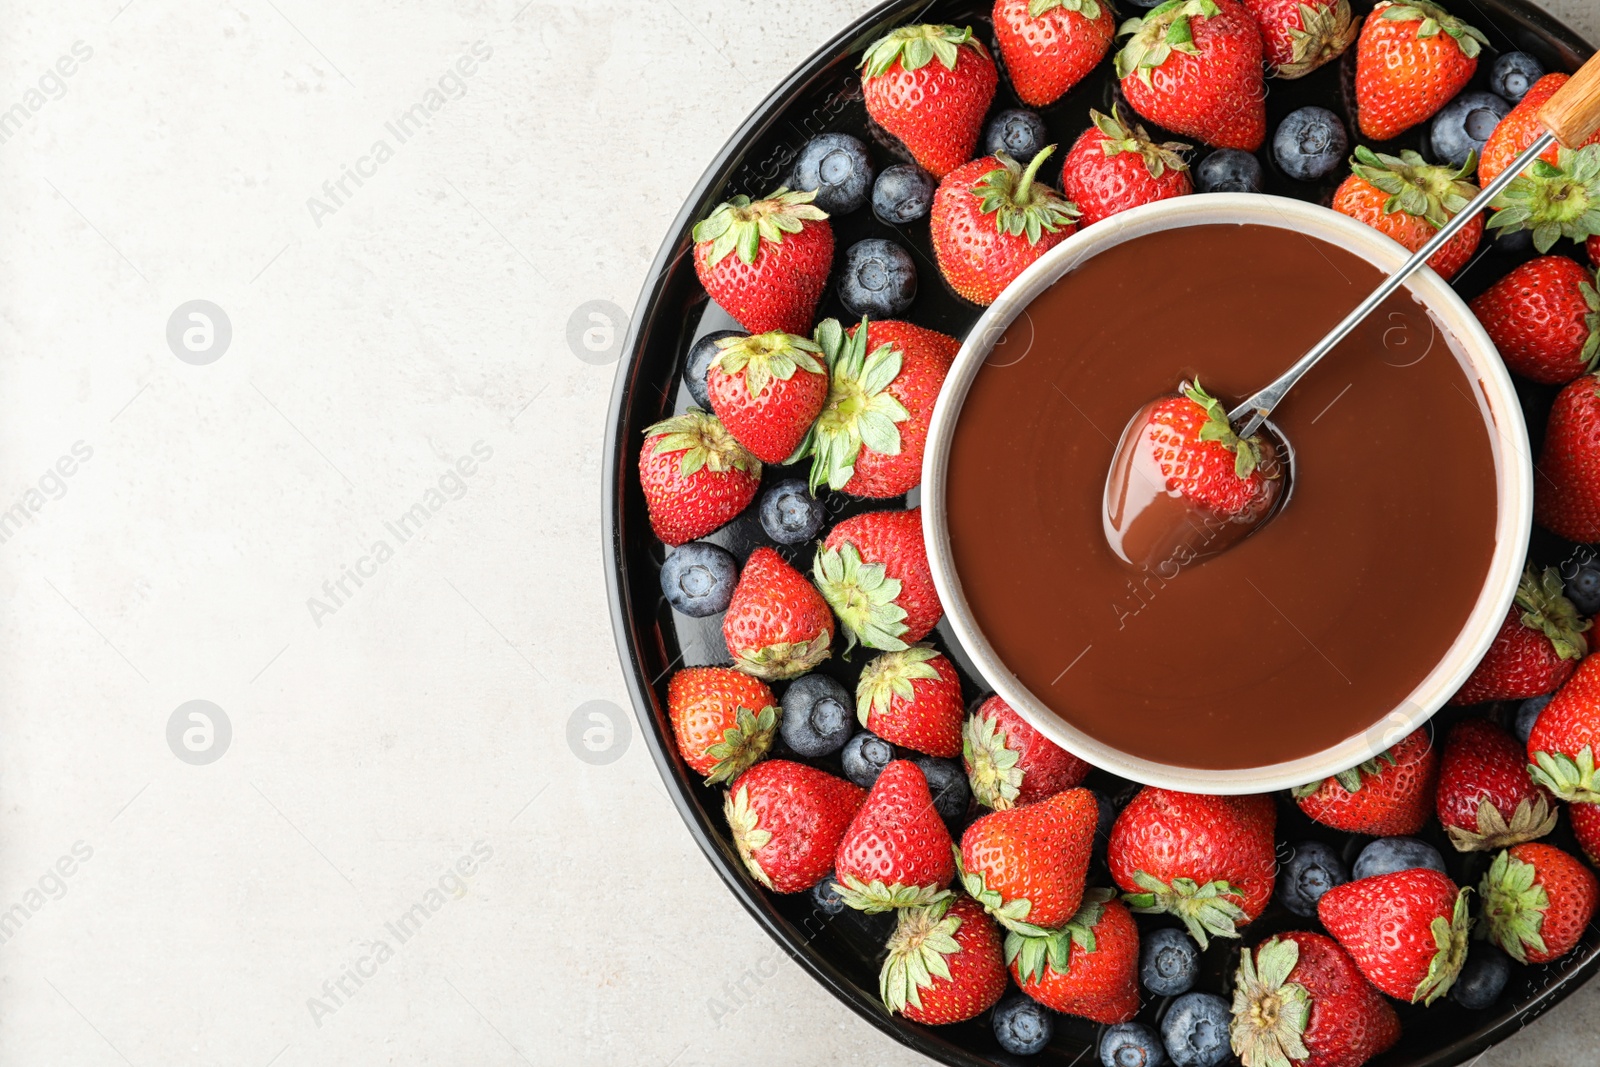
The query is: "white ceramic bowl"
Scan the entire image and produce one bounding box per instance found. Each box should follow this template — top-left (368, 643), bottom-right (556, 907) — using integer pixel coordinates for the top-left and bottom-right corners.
top-left (920, 193), bottom-right (1532, 795)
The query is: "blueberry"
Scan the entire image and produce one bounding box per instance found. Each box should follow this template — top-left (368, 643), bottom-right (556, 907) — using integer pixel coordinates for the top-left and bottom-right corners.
top-left (1490, 51), bottom-right (1545, 102)
top-left (916, 757), bottom-right (971, 819)
top-left (993, 992), bottom-right (1054, 1056)
top-left (1093, 790), bottom-right (1118, 850)
top-left (810, 871), bottom-right (848, 916)
top-left (1493, 224), bottom-right (1534, 253)
top-left (1101, 1022), bottom-right (1168, 1067)
top-left (1451, 944), bottom-right (1511, 1009)
top-left (659, 542), bottom-right (738, 617)
top-left (759, 479), bottom-right (825, 544)
top-left (1139, 927), bottom-right (1200, 996)
top-left (684, 329), bottom-right (744, 410)
top-left (1564, 555), bottom-right (1600, 614)
top-left (1516, 693), bottom-right (1553, 744)
top-left (1278, 840), bottom-right (1349, 917)
top-left (983, 109), bottom-right (1050, 162)
top-left (872, 163), bottom-right (937, 225)
top-left (841, 730), bottom-right (894, 787)
top-left (1195, 149), bottom-right (1264, 193)
top-left (839, 238), bottom-right (917, 318)
top-left (1353, 836), bottom-right (1447, 881)
top-left (1430, 91), bottom-right (1511, 169)
top-left (780, 674), bottom-right (855, 757)
top-left (1161, 992), bottom-right (1231, 1067)
top-left (1273, 107), bottom-right (1348, 182)
top-left (790, 132), bottom-right (873, 215)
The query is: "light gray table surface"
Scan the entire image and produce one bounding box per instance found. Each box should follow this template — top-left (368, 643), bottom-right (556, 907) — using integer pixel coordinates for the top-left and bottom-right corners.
top-left (1, 1), bottom-right (1595, 1064)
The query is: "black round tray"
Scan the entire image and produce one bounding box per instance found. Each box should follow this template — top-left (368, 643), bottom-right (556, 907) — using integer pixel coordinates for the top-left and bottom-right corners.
top-left (603, 2), bottom-right (1600, 1063)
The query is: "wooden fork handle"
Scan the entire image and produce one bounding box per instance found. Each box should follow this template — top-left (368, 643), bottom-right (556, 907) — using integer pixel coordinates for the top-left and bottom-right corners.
top-left (1542, 49), bottom-right (1600, 148)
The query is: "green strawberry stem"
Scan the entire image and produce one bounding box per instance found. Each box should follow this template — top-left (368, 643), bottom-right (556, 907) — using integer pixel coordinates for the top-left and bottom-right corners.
top-left (702, 703), bottom-right (778, 785)
top-left (856, 645), bottom-right (942, 727)
top-left (731, 630), bottom-right (832, 680)
top-left (1528, 744), bottom-right (1600, 804)
top-left (813, 539), bottom-right (909, 653)
top-left (712, 332), bottom-right (826, 399)
top-left (1002, 888), bottom-right (1113, 984)
top-left (1445, 794), bottom-right (1558, 852)
top-left (1122, 870), bottom-right (1247, 949)
top-left (1279, 0), bottom-right (1357, 78)
top-left (1349, 145), bottom-right (1479, 229)
top-left (833, 871), bottom-right (951, 913)
top-left (1379, 1), bottom-right (1488, 57)
top-left (1092, 106), bottom-right (1190, 179)
top-left (963, 712), bottom-right (1025, 810)
top-left (645, 409), bottom-right (762, 479)
top-left (1186, 379), bottom-right (1263, 479)
top-left (1516, 565), bottom-right (1590, 660)
top-left (1292, 745), bottom-right (1398, 798)
top-left (1229, 937), bottom-right (1313, 1067)
top-left (1412, 886), bottom-right (1472, 1004)
top-left (1478, 850), bottom-right (1549, 964)
top-left (691, 187), bottom-right (828, 267)
top-left (955, 846), bottom-right (1051, 936)
top-left (973, 147), bottom-right (1080, 245)
top-left (801, 317), bottom-right (910, 493)
top-left (725, 784), bottom-right (775, 889)
top-left (880, 897), bottom-right (962, 1014)
top-left (1029, 0), bottom-right (1103, 20)
top-left (859, 24), bottom-right (983, 78)
top-left (1114, 0), bottom-right (1222, 83)
top-left (1488, 145), bottom-right (1600, 255)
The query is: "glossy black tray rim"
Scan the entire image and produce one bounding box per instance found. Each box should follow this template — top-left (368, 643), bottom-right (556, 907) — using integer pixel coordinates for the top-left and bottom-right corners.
top-left (601, 2), bottom-right (1600, 1063)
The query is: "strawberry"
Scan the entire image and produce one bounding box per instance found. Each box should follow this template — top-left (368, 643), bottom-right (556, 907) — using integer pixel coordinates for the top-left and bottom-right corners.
top-left (1449, 566), bottom-right (1590, 705)
top-left (1059, 107), bottom-right (1192, 228)
top-left (722, 547), bottom-right (834, 680)
top-left (958, 788), bottom-right (1097, 934)
top-left (1590, 234), bottom-right (1600, 267)
top-left (856, 645), bottom-right (964, 757)
top-left (1108, 788), bottom-right (1276, 947)
top-left (1134, 380), bottom-right (1282, 521)
top-left (1230, 932), bottom-right (1401, 1067)
top-left (725, 759), bottom-right (865, 893)
top-left (833, 760), bottom-right (956, 911)
top-left (639, 410), bottom-right (761, 546)
top-left (1479, 842), bottom-right (1600, 964)
top-left (1436, 718), bottom-right (1558, 852)
top-left (1571, 801), bottom-right (1600, 864)
top-left (1240, 0), bottom-right (1357, 78)
top-left (1293, 726), bottom-right (1438, 836)
top-left (802, 317), bottom-right (957, 498)
top-left (1487, 145), bottom-right (1600, 254)
top-left (706, 331), bottom-right (829, 463)
top-left (1317, 868), bottom-right (1471, 1004)
top-left (667, 667), bottom-right (779, 784)
top-left (1009, 890), bottom-right (1141, 1023)
top-left (813, 508), bottom-right (943, 653)
top-left (1471, 256), bottom-right (1600, 384)
top-left (963, 694), bottom-right (1090, 810)
top-left (1115, 0), bottom-right (1268, 152)
top-left (860, 25), bottom-right (998, 179)
top-left (691, 188), bottom-right (832, 336)
top-left (1353, 1), bottom-right (1486, 141)
top-left (992, 0), bottom-right (1116, 107)
top-left (930, 148), bottom-right (1080, 306)
top-left (880, 895), bottom-right (1007, 1024)
top-left (1528, 653), bottom-right (1600, 802)
top-left (1534, 373), bottom-right (1600, 543)
top-left (1331, 147), bottom-right (1482, 281)
top-left (1479, 74), bottom-right (1600, 186)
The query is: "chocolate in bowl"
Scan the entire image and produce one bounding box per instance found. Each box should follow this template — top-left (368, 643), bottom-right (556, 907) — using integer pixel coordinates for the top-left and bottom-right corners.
top-left (922, 195), bottom-right (1532, 792)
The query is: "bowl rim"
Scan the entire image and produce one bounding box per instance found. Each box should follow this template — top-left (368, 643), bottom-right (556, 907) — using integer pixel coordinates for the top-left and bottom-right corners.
top-left (919, 193), bottom-right (1534, 794)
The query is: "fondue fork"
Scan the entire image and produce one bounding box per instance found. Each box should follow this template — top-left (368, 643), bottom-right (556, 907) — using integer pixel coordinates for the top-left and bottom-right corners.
top-left (1230, 51), bottom-right (1600, 440)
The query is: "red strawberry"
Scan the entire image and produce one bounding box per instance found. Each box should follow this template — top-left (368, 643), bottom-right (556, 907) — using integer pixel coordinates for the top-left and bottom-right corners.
top-left (963, 695), bottom-right (1090, 810)
top-left (1293, 726), bottom-right (1438, 835)
top-left (1570, 801), bottom-right (1600, 864)
top-left (1108, 788), bottom-right (1276, 947)
top-left (814, 508), bottom-right (942, 653)
top-left (1450, 566), bottom-right (1590, 705)
top-left (667, 667), bottom-right (779, 784)
top-left (1589, 234), bottom-right (1599, 267)
top-left (958, 787), bottom-right (1098, 934)
top-left (1436, 718), bottom-right (1558, 852)
top-left (1317, 867), bottom-right (1471, 1004)
top-left (1527, 653), bottom-right (1600, 802)
top-left (639, 410), bottom-right (761, 546)
top-left (880, 895), bottom-right (1007, 1024)
top-left (1353, 1), bottom-right (1485, 141)
top-left (992, 0), bottom-right (1116, 107)
top-left (856, 645), bottom-right (964, 757)
top-left (1534, 373), bottom-right (1600, 543)
top-left (1331, 147), bottom-right (1483, 281)
top-left (706, 331), bottom-right (829, 462)
top-left (1009, 890), bottom-right (1141, 1023)
top-left (722, 547), bottom-right (834, 680)
top-left (930, 148), bottom-right (1080, 306)
top-left (691, 188), bottom-right (832, 336)
top-left (834, 760), bottom-right (956, 911)
top-left (1230, 932), bottom-right (1401, 1067)
top-left (725, 759), bottom-right (865, 893)
top-left (1240, 0), bottom-right (1357, 77)
top-left (1059, 107), bottom-right (1192, 228)
top-left (1479, 74), bottom-right (1600, 187)
top-left (803, 317), bottom-right (957, 498)
top-left (1471, 256), bottom-right (1600, 384)
top-left (1115, 0), bottom-right (1267, 152)
top-left (1124, 380), bottom-right (1283, 526)
top-left (861, 26), bottom-right (997, 179)
top-left (1479, 842), bottom-right (1600, 964)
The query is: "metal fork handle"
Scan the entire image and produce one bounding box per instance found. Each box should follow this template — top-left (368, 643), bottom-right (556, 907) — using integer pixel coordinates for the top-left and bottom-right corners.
top-left (1228, 129), bottom-right (1558, 440)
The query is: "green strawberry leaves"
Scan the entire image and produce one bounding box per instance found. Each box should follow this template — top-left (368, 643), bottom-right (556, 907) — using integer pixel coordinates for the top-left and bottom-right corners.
top-left (1114, 0), bottom-right (1221, 83)
top-left (1488, 145), bottom-right (1600, 255)
top-left (972, 147), bottom-right (1081, 245)
top-left (1186, 379), bottom-right (1262, 480)
top-left (1349, 145), bottom-right (1479, 230)
top-left (703, 703), bottom-right (778, 785)
top-left (731, 630), bottom-right (833, 681)
top-left (645, 408), bottom-right (762, 479)
top-left (1380, 0), bottom-right (1488, 57)
top-left (860, 24), bottom-right (984, 78)
top-left (963, 710), bottom-right (1025, 810)
top-left (1279, 0), bottom-right (1358, 78)
top-left (1515, 565), bottom-right (1591, 661)
top-left (724, 783), bottom-right (775, 889)
top-left (1123, 870), bottom-right (1247, 949)
top-left (1003, 888), bottom-right (1113, 984)
top-left (1229, 936), bottom-right (1313, 1067)
top-left (856, 645), bottom-right (943, 727)
top-left (799, 317), bottom-right (911, 493)
top-left (1091, 106), bottom-right (1190, 179)
top-left (1478, 850), bottom-right (1549, 964)
top-left (1413, 885), bottom-right (1472, 1004)
top-left (880, 897), bottom-right (962, 1014)
top-left (692, 187), bottom-right (829, 267)
top-left (711, 331), bottom-right (826, 400)
top-left (1292, 744), bottom-right (1399, 798)
top-left (1445, 794), bottom-right (1558, 852)
top-left (833, 871), bottom-right (951, 913)
top-left (814, 539), bottom-right (910, 653)
top-left (1528, 744), bottom-right (1600, 804)
top-left (1029, 0), bottom-right (1103, 19)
